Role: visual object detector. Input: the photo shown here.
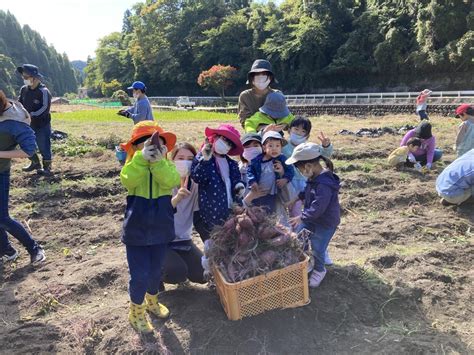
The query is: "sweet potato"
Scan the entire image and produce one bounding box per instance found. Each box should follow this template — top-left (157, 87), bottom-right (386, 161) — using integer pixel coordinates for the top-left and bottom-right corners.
top-left (150, 131), bottom-right (161, 149)
top-left (238, 232), bottom-right (251, 248)
top-left (237, 215), bottom-right (254, 233)
top-left (267, 233), bottom-right (290, 247)
top-left (259, 250), bottom-right (277, 266)
top-left (258, 226), bottom-right (280, 240)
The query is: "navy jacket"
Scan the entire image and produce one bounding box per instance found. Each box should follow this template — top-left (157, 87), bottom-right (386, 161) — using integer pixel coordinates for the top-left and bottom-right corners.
top-left (19, 84), bottom-right (52, 129)
top-left (247, 153), bottom-right (295, 186)
top-left (191, 153), bottom-right (242, 227)
top-left (300, 170), bottom-right (341, 229)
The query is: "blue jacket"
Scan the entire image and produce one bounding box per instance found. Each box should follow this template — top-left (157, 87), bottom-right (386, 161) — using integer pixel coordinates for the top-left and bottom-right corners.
top-left (191, 153), bottom-right (242, 227)
top-left (247, 153), bottom-right (294, 187)
top-left (120, 151), bottom-right (180, 246)
top-left (301, 170), bottom-right (341, 229)
top-left (436, 149), bottom-right (474, 198)
top-left (19, 84), bottom-right (51, 129)
top-left (126, 96), bottom-right (154, 124)
top-left (0, 120), bottom-right (37, 173)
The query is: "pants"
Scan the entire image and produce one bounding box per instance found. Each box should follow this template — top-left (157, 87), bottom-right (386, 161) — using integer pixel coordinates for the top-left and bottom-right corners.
top-left (308, 224), bottom-right (337, 272)
top-left (439, 189), bottom-right (472, 205)
top-left (33, 123), bottom-right (52, 160)
top-left (415, 148), bottom-right (443, 165)
top-left (417, 110), bottom-right (429, 120)
top-left (0, 171), bottom-right (39, 256)
top-left (126, 244), bottom-right (167, 304)
top-left (162, 242), bottom-right (205, 284)
top-left (193, 211), bottom-right (212, 242)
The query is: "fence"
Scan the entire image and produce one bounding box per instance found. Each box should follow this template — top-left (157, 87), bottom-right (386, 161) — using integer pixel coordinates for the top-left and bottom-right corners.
top-left (69, 99), bottom-right (122, 108)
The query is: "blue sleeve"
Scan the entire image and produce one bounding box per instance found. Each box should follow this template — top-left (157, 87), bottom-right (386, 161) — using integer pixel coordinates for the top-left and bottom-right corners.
top-left (190, 153), bottom-right (212, 186)
top-left (12, 123), bottom-right (37, 156)
top-left (127, 100), bottom-right (148, 121)
top-left (247, 160), bottom-right (258, 186)
top-left (280, 155), bottom-right (294, 181)
top-left (229, 159), bottom-right (243, 189)
top-left (301, 184), bottom-right (332, 224)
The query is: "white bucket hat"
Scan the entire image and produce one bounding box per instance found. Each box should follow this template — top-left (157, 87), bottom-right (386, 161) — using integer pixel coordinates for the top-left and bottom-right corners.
top-left (285, 142), bottom-right (322, 165)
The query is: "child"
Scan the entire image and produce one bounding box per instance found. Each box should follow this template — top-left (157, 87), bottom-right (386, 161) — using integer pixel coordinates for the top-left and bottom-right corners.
top-left (454, 104), bottom-right (474, 158)
top-left (161, 142), bottom-right (205, 287)
top-left (387, 137), bottom-right (422, 167)
top-left (0, 90), bottom-right (45, 264)
top-left (286, 143), bottom-right (340, 288)
top-left (239, 133), bottom-right (263, 191)
top-left (119, 121), bottom-right (180, 333)
top-left (191, 124), bottom-right (244, 241)
top-left (245, 131), bottom-right (295, 213)
top-left (400, 121), bottom-right (442, 170)
top-left (415, 89), bottom-right (432, 120)
top-left (244, 92), bottom-right (294, 134)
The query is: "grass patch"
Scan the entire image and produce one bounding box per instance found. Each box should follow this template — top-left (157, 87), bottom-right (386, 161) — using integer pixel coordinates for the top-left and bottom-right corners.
top-left (385, 244), bottom-right (432, 256)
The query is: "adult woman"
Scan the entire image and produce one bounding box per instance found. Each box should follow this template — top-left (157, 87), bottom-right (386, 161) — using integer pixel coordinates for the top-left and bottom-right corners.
top-left (161, 142), bottom-right (205, 286)
top-left (238, 59), bottom-right (278, 128)
top-left (400, 120), bottom-right (442, 169)
top-left (0, 90), bottom-right (45, 263)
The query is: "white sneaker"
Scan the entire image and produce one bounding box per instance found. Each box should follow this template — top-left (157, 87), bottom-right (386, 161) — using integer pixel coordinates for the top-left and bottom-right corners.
top-left (2, 249), bottom-right (19, 263)
top-left (30, 247), bottom-right (46, 264)
top-left (309, 269), bottom-right (327, 288)
top-left (324, 250), bottom-right (333, 266)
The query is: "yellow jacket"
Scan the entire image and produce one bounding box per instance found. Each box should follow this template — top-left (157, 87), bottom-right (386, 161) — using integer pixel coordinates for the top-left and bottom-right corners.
top-left (388, 146), bottom-right (409, 166)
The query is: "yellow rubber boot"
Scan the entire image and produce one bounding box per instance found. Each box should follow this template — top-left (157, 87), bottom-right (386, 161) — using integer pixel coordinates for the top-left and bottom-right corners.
top-left (145, 293), bottom-right (170, 319)
top-left (129, 302), bottom-right (154, 333)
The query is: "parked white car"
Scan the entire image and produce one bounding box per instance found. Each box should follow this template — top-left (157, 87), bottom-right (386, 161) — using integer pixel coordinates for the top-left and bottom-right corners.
top-left (176, 96), bottom-right (195, 109)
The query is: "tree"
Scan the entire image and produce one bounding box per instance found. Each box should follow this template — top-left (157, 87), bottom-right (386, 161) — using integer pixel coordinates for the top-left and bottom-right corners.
top-left (101, 79), bottom-right (122, 97)
top-left (197, 65), bottom-right (237, 98)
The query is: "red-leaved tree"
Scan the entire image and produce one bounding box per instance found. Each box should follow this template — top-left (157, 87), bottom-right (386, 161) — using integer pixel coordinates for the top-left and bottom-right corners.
top-left (197, 65), bottom-right (237, 98)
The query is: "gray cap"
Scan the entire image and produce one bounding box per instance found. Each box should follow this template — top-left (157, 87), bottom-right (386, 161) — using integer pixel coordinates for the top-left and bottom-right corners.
top-left (285, 142), bottom-right (322, 165)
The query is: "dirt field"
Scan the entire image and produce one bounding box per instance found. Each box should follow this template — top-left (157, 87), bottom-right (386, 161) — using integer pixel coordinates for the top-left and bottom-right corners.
top-left (0, 111), bottom-right (472, 354)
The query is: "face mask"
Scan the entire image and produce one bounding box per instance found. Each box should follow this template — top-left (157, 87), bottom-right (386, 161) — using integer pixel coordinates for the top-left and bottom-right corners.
top-left (24, 79), bottom-right (33, 86)
top-left (242, 146), bottom-right (262, 162)
top-left (290, 132), bottom-right (307, 146)
top-left (133, 92), bottom-right (140, 99)
top-left (214, 138), bottom-right (231, 155)
top-left (298, 165), bottom-right (312, 178)
top-left (253, 76), bottom-right (270, 90)
top-left (174, 160), bottom-right (192, 177)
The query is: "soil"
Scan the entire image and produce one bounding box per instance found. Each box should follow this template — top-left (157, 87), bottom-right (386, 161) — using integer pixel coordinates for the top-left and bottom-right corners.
top-left (0, 114), bottom-right (472, 354)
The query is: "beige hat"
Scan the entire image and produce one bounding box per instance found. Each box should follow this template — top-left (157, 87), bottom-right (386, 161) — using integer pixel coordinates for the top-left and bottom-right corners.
top-left (285, 142), bottom-right (322, 165)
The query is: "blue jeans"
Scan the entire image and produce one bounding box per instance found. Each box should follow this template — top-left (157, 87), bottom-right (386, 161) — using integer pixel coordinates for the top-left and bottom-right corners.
top-left (415, 148), bottom-right (443, 165)
top-left (308, 224), bottom-right (337, 272)
top-left (0, 171), bottom-right (39, 255)
top-left (34, 124), bottom-right (52, 160)
top-left (126, 244), bottom-right (167, 304)
top-left (417, 110), bottom-right (429, 120)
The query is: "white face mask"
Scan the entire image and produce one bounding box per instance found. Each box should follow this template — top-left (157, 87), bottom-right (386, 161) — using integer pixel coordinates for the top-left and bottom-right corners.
top-left (174, 160), bottom-right (192, 177)
top-left (242, 146), bottom-right (262, 162)
top-left (24, 79), bottom-right (33, 86)
top-left (290, 132), bottom-right (307, 146)
top-left (133, 92), bottom-right (140, 99)
top-left (253, 76), bottom-right (270, 90)
top-left (214, 138), bottom-right (231, 155)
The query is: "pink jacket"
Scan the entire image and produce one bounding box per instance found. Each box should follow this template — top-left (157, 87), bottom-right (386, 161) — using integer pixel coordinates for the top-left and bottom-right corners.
top-left (400, 129), bottom-right (436, 164)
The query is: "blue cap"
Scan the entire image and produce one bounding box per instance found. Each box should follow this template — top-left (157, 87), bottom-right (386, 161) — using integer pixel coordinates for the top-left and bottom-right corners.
top-left (17, 64), bottom-right (44, 79)
top-left (259, 92), bottom-right (290, 119)
top-left (127, 81), bottom-right (146, 90)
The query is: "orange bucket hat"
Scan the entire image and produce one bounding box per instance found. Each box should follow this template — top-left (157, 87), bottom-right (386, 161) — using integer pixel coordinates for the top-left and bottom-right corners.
top-left (120, 121), bottom-right (177, 161)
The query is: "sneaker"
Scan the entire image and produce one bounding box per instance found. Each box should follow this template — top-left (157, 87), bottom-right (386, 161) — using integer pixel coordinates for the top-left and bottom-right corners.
top-left (2, 249), bottom-right (19, 262)
top-left (324, 250), bottom-right (333, 266)
top-left (309, 269), bottom-right (327, 288)
top-left (440, 198), bottom-right (454, 206)
top-left (30, 247), bottom-right (46, 264)
top-left (306, 255), bottom-right (315, 273)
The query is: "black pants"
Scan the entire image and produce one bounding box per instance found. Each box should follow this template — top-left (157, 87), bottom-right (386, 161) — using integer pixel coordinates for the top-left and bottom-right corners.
top-left (161, 242), bottom-right (205, 284)
top-left (193, 211), bottom-right (213, 242)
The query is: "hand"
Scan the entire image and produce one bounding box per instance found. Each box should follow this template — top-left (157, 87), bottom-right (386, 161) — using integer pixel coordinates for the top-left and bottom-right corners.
top-left (117, 110), bottom-right (130, 118)
top-left (289, 216), bottom-right (302, 229)
top-left (276, 178), bottom-right (288, 189)
top-left (317, 131), bottom-right (331, 148)
top-left (273, 160), bottom-right (284, 176)
top-left (202, 138), bottom-right (213, 161)
top-left (407, 154), bottom-right (417, 163)
top-left (234, 182), bottom-right (246, 199)
top-left (426, 163), bottom-right (432, 170)
top-left (414, 162), bottom-right (422, 171)
top-left (142, 142), bottom-right (167, 162)
top-left (251, 183), bottom-right (260, 194)
top-left (263, 124), bottom-right (286, 134)
top-left (176, 187), bottom-right (192, 201)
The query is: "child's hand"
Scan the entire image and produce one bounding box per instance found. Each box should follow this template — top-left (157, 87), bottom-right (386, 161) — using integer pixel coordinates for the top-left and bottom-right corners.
top-left (273, 160), bottom-right (284, 176)
top-left (176, 187), bottom-right (192, 200)
top-left (143, 140), bottom-right (167, 162)
top-left (317, 131), bottom-right (331, 147)
top-left (234, 182), bottom-right (246, 199)
top-left (276, 178), bottom-right (288, 188)
top-left (289, 216), bottom-right (302, 228)
top-left (202, 137), bottom-right (213, 161)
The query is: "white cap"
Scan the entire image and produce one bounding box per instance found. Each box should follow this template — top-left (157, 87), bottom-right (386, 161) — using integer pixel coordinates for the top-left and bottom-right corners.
top-left (285, 142), bottom-right (322, 165)
top-left (262, 131), bottom-right (287, 146)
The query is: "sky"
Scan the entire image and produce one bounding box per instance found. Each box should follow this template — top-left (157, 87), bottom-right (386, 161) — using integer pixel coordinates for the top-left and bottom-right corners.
top-left (3, 0), bottom-right (140, 61)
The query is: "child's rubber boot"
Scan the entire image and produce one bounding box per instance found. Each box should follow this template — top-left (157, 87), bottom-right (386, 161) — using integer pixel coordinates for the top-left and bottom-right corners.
top-left (129, 302), bottom-right (154, 333)
top-left (145, 293), bottom-right (170, 319)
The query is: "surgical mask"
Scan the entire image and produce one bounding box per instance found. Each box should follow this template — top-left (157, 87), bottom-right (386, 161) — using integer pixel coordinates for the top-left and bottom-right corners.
top-left (253, 76), bottom-right (270, 90)
top-left (133, 93), bottom-right (140, 99)
top-left (242, 146), bottom-right (262, 162)
top-left (174, 160), bottom-right (192, 177)
top-left (298, 166), bottom-right (312, 178)
top-left (290, 132), bottom-right (307, 146)
top-left (24, 79), bottom-right (33, 86)
top-left (214, 138), bottom-right (231, 155)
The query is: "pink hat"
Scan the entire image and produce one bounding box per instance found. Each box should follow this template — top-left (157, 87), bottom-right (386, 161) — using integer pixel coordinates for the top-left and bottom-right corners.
top-left (204, 124), bottom-right (243, 156)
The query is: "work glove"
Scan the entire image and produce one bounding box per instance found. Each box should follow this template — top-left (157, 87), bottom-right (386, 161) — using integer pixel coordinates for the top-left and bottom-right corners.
top-left (202, 138), bottom-right (213, 161)
top-left (117, 109), bottom-right (130, 118)
top-left (234, 182), bottom-right (246, 199)
top-left (414, 162), bottom-right (422, 171)
top-left (201, 255), bottom-right (212, 280)
top-left (407, 153), bottom-right (417, 163)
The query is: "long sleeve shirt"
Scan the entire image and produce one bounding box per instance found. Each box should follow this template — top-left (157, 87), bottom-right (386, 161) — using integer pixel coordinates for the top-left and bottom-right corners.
top-left (126, 96), bottom-right (154, 124)
top-left (18, 84), bottom-right (51, 129)
top-left (400, 129), bottom-right (436, 164)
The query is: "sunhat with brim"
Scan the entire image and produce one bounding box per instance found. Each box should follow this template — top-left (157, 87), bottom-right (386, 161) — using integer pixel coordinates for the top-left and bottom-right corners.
top-left (259, 92), bottom-right (290, 119)
top-left (241, 132), bottom-right (262, 146)
top-left (127, 81), bottom-right (146, 90)
top-left (262, 131), bottom-right (287, 147)
top-left (285, 142), bottom-right (322, 165)
top-left (421, 89), bottom-right (432, 95)
top-left (120, 121), bottom-right (177, 154)
top-left (205, 124), bottom-right (243, 156)
top-left (455, 103), bottom-right (473, 118)
top-left (246, 59), bottom-right (278, 84)
top-left (17, 64), bottom-right (44, 79)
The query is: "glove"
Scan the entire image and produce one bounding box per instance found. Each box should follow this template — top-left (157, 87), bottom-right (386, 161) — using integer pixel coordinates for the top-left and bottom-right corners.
top-left (426, 163), bottom-right (432, 170)
top-left (117, 110), bottom-right (130, 118)
top-left (202, 141), bottom-right (213, 161)
top-left (234, 182), bottom-right (246, 199)
top-left (414, 162), bottom-right (422, 171)
top-left (142, 144), bottom-right (167, 163)
top-left (407, 153), bottom-right (416, 163)
top-left (201, 255), bottom-right (212, 281)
